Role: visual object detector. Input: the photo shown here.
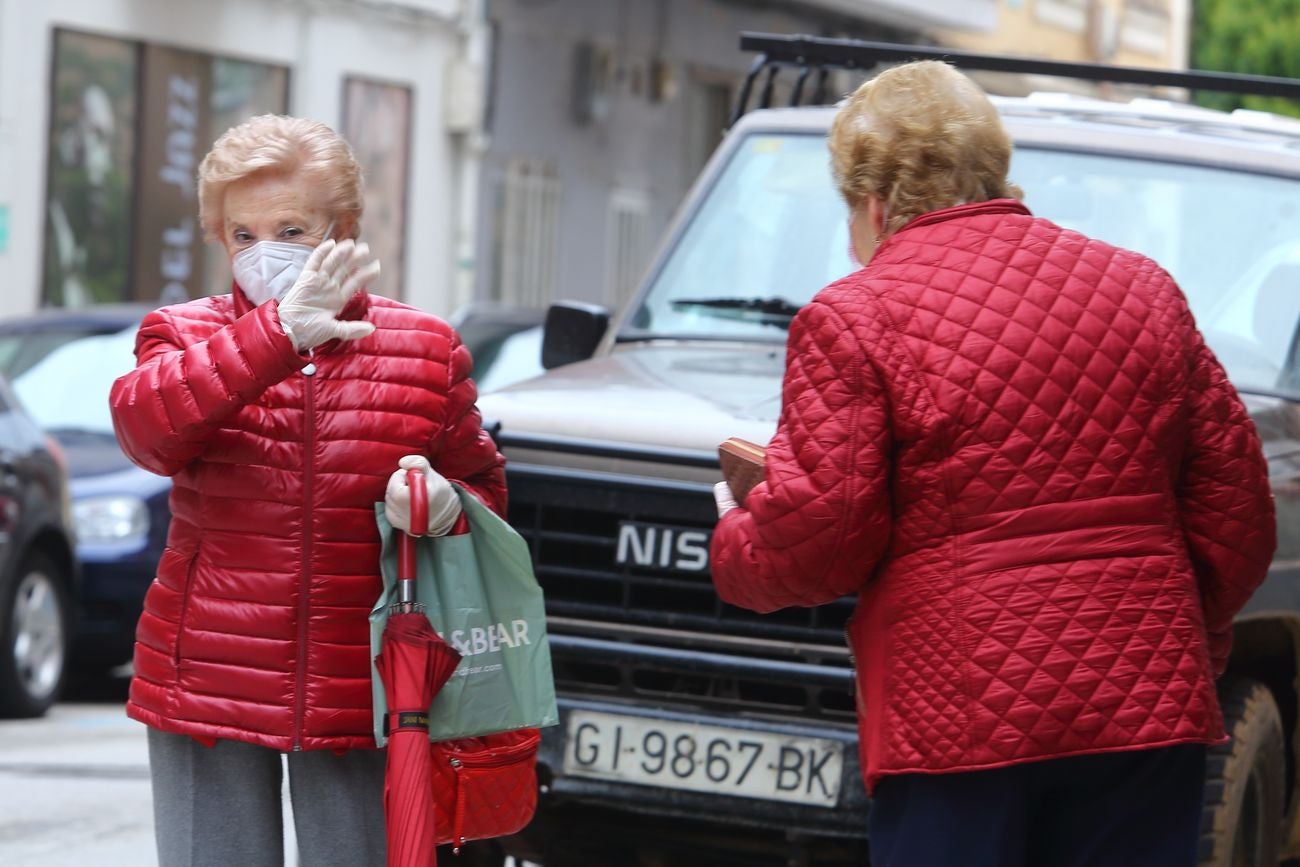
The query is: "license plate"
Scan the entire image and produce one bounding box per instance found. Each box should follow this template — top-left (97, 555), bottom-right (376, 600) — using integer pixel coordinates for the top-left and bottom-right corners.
top-left (562, 710), bottom-right (844, 807)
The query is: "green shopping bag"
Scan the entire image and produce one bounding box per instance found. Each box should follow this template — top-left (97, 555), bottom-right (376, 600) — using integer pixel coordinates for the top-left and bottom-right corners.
top-left (370, 484), bottom-right (558, 745)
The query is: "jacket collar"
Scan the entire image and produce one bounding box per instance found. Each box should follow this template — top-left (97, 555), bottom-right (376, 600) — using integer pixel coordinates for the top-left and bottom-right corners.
top-left (893, 198), bottom-right (1032, 236)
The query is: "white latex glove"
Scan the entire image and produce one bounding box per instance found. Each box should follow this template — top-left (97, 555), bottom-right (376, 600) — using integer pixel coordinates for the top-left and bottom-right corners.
top-left (714, 481), bottom-right (739, 518)
top-left (384, 455), bottom-right (462, 537)
top-left (278, 239), bottom-right (380, 351)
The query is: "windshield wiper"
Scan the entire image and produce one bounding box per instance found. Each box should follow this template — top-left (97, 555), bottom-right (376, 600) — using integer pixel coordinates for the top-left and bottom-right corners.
top-left (670, 296), bottom-right (804, 330)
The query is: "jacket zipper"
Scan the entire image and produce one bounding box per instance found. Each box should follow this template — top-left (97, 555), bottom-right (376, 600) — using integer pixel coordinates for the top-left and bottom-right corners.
top-left (443, 737), bottom-right (536, 768)
top-left (293, 356), bottom-right (317, 750)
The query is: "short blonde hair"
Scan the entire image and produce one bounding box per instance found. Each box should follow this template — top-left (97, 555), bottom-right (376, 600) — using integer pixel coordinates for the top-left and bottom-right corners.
top-left (197, 115), bottom-right (363, 241)
top-left (828, 61), bottom-right (1021, 236)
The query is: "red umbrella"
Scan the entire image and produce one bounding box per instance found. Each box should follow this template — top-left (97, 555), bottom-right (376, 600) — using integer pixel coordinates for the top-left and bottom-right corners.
top-left (374, 469), bottom-right (463, 867)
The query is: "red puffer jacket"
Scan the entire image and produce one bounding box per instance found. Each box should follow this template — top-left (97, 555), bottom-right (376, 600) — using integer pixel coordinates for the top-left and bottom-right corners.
top-left (110, 288), bottom-right (505, 752)
top-left (711, 199), bottom-right (1276, 792)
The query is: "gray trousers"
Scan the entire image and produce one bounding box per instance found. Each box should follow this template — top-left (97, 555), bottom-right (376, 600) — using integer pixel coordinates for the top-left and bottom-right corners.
top-left (147, 727), bottom-right (387, 867)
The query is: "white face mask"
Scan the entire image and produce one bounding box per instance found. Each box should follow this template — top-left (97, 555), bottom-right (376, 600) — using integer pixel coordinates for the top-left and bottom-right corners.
top-left (232, 240), bottom-right (314, 306)
top-left (232, 221), bottom-right (334, 306)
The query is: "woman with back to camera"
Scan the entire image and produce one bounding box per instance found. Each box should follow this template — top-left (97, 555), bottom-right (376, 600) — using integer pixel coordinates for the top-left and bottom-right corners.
top-left (110, 114), bottom-right (504, 867)
top-left (709, 62), bottom-right (1276, 867)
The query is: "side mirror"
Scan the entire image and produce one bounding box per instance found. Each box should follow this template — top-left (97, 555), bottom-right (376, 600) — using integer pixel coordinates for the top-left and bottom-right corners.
top-left (541, 301), bottom-right (610, 369)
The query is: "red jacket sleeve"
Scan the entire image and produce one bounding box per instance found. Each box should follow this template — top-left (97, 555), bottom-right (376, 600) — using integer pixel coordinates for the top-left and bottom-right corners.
top-left (1176, 328), bottom-right (1276, 675)
top-left (432, 332), bottom-right (507, 517)
top-left (709, 300), bottom-right (891, 613)
top-left (110, 303), bottom-right (307, 477)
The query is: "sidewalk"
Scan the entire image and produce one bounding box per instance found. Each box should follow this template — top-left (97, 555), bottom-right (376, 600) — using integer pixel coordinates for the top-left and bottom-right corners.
top-left (0, 701), bottom-right (163, 866)
top-left (0, 699), bottom-right (298, 867)
top-left (0, 693), bottom-right (535, 867)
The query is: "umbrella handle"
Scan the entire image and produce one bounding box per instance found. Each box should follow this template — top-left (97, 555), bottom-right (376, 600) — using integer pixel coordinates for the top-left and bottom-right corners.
top-left (397, 469), bottom-right (428, 595)
top-left (407, 468), bottom-right (428, 538)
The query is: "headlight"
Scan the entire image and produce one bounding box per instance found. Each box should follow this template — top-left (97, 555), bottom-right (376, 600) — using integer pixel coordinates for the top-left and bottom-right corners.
top-left (73, 495), bottom-right (150, 544)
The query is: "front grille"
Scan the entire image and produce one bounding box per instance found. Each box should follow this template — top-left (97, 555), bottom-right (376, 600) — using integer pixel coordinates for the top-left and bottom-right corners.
top-left (505, 461), bottom-right (858, 722)
top-left (507, 466), bottom-right (856, 646)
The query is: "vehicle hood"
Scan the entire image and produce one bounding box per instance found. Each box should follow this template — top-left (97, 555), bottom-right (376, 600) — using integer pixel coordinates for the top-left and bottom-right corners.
top-left (67, 461), bottom-right (170, 501)
top-left (479, 343), bottom-right (782, 454)
top-left (483, 362), bottom-right (1300, 457)
top-left (481, 348), bottom-right (1300, 496)
top-left (51, 429), bottom-right (170, 499)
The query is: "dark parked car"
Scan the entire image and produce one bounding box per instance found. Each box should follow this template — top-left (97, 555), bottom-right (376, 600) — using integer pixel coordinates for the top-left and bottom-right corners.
top-left (0, 306), bottom-right (167, 673)
top-left (0, 371), bottom-right (77, 717)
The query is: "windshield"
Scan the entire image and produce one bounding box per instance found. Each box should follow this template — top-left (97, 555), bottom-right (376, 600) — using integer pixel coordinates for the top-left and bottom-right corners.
top-left (12, 325), bottom-right (137, 435)
top-left (625, 131), bottom-right (1300, 397)
top-left (627, 134), bottom-right (854, 340)
top-left (0, 329), bottom-right (106, 380)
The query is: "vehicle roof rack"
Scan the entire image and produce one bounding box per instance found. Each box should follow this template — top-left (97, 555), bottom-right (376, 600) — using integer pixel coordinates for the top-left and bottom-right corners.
top-left (732, 32), bottom-right (1300, 125)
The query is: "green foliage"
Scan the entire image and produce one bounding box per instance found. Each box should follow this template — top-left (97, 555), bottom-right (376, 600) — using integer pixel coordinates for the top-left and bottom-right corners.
top-left (1192, 0), bottom-right (1300, 118)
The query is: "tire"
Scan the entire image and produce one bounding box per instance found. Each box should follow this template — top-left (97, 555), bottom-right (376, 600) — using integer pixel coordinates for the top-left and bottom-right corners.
top-left (1199, 678), bottom-right (1286, 867)
top-left (0, 553), bottom-right (70, 718)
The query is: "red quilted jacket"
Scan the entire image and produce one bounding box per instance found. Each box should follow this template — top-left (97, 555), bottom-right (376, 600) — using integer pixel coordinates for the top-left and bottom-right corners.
top-left (710, 199), bottom-right (1276, 792)
top-left (110, 288), bottom-right (505, 751)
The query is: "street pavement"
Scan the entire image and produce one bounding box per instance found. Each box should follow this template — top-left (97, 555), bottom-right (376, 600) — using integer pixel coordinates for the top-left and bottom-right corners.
top-left (0, 672), bottom-right (298, 867)
top-left (0, 674), bottom-right (533, 867)
top-left (0, 674), bottom-right (156, 866)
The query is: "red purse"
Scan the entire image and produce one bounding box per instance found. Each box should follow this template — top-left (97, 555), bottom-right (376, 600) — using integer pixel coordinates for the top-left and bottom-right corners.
top-left (431, 728), bottom-right (541, 852)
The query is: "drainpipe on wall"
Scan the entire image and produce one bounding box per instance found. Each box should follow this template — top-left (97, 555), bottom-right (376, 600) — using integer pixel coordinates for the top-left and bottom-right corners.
top-left (446, 0), bottom-right (490, 313)
top-left (1169, 0), bottom-right (1190, 70)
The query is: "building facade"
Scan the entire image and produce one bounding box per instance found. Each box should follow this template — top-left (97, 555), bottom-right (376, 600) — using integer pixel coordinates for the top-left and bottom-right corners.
top-left (0, 0), bottom-right (488, 319)
top-left (476, 0), bottom-right (997, 311)
top-left (939, 0), bottom-right (1192, 79)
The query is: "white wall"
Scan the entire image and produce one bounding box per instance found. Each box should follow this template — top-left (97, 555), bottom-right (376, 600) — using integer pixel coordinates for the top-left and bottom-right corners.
top-left (0, 0), bottom-right (478, 319)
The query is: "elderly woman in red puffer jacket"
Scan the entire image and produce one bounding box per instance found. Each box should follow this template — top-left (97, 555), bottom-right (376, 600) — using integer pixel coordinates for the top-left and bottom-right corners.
top-left (110, 114), bottom-right (503, 867)
top-left (709, 62), bottom-right (1275, 867)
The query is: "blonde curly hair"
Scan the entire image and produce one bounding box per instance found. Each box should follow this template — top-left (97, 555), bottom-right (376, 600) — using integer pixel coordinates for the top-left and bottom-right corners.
top-left (828, 61), bottom-right (1021, 236)
top-left (197, 115), bottom-right (363, 242)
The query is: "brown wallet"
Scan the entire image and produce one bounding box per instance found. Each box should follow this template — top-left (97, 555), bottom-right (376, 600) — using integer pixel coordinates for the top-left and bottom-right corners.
top-left (718, 437), bottom-right (766, 503)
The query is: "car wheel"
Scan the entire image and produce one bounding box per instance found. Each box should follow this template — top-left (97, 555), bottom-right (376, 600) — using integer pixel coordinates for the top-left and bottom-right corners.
top-left (1198, 678), bottom-right (1285, 867)
top-left (0, 553), bottom-right (69, 718)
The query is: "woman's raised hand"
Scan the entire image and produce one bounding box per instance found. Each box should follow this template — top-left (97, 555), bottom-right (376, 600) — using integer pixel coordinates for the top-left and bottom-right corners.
top-left (278, 239), bottom-right (381, 351)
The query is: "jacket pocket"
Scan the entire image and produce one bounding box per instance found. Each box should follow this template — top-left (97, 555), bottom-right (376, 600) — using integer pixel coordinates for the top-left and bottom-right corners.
top-left (173, 550), bottom-right (200, 670)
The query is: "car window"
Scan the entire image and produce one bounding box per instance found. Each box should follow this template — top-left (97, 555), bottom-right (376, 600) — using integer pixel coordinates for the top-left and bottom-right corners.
top-left (624, 131), bottom-right (1300, 397)
top-left (12, 326), bottom-right (138, 435)
top-left (475, 326), bottom-right (544, 393)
